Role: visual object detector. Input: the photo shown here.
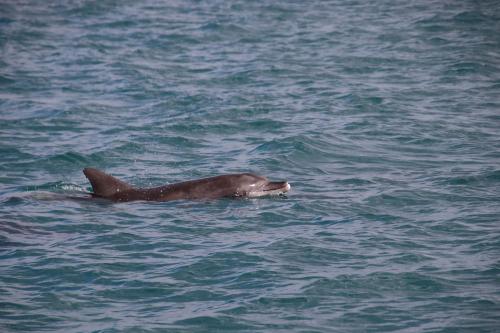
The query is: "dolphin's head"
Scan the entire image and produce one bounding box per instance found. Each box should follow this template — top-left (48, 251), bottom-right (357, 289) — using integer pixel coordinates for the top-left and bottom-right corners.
top-left (234, 173), bottom-right (290, 198)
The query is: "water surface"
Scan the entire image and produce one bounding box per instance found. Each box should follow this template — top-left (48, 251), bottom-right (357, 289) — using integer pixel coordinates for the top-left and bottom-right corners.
top-left (1, 1), bottom-right (500, 332)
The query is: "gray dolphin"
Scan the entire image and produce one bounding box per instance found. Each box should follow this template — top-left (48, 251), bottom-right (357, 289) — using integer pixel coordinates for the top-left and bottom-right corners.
top-left (83, 168), bottom-right (290, 202)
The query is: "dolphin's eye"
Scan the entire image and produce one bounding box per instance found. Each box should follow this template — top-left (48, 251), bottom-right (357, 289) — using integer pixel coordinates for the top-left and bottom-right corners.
top-left (235, 191), bottom-right (246, 197)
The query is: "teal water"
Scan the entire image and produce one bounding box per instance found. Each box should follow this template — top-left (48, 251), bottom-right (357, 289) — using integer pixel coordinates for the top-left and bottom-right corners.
top-left (1, 1), bottom-right (500, 332)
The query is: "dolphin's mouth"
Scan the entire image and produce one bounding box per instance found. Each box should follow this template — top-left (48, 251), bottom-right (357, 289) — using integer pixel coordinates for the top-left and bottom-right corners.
top-left (263, 181), bottom-right (290, 192)
top-left (245, 181), bottom-right (291, 198)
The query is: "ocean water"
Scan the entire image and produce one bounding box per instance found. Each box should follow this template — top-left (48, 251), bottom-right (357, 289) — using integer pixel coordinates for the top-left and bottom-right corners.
top-left (1, 0), bottom-right (500, 332)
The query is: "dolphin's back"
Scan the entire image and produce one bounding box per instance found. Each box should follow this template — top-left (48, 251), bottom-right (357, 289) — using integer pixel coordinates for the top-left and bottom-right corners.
top-left (83, 168), bottom-right (132, 198)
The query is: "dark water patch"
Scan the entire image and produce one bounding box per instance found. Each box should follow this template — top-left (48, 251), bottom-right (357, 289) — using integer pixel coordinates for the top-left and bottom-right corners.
top-left (363, 190), bottom-right (434, 207)
top-left (29, 152), bottom-right (94, 173)
top-left (0, 75), bottom-right (16, 85)
top-left (445, 61), bottom-right (497, 76)
top-left (305, 272), bottom-right (452, 296)
top-left (0, 222), bottom-right (45, 239)
top-left (453, 11), bottom-right (491, 24)
top-left (174, 315), bottom-right (257, 331)
top-left (440, 169), bottom-right (500, 186)
top-left (0, 146), bottom-right (35, 165)
top-left (172, 251), bottom-right (268, 285)
top-left (92, 19), bottom-right (138, 29)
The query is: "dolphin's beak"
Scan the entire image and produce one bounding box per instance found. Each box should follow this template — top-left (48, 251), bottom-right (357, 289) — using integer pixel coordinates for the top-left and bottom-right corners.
top-left (263, 181), bottom-right (291, 193)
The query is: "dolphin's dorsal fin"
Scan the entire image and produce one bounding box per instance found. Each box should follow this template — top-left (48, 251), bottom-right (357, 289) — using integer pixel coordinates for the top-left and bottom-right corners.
top-left (83, 168), bottom-right (132, 198)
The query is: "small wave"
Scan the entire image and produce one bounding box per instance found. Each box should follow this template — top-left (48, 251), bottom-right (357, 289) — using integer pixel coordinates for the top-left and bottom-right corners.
top-left (25, 181), bottom-right (88, 193)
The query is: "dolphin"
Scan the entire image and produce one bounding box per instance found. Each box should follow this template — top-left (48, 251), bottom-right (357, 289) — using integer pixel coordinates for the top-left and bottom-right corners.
top-left (83, 168), bottom-right (290, 202)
